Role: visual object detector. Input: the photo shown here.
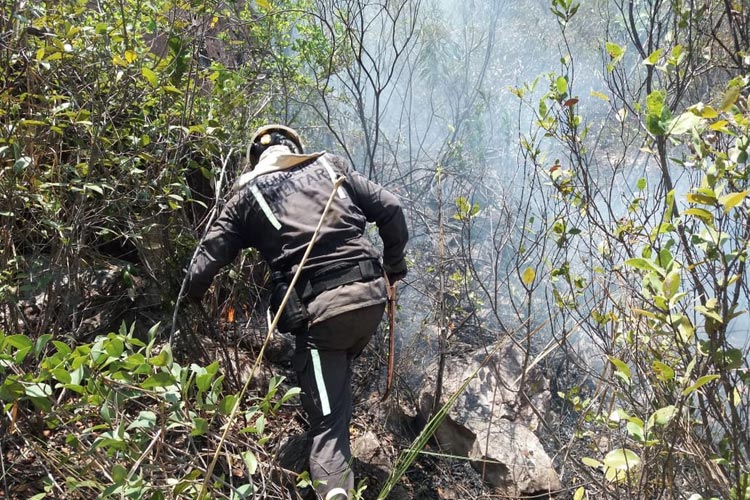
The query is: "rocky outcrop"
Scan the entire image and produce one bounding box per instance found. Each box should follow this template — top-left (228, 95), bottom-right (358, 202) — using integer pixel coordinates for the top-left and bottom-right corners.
top-left (418, 340), bottom-right (561, 497)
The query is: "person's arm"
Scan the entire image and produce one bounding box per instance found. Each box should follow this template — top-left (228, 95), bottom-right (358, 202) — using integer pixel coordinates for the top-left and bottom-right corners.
top-left (347, 170), bottom-right (409, 281)
top-left (186, 194), bottom-right (249, 300)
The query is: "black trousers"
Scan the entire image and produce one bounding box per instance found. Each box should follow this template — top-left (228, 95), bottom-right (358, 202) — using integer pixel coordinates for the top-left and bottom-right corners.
top-left (293, 302), bottom-right (386, 499)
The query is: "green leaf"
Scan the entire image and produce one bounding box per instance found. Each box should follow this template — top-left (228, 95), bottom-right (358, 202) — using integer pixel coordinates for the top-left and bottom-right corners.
top-left (646, 90), bottom-right (670, 135)
top-left (662, 268), bottom-right (680, 299)
top-left (710, 120), bottom-right (729, 131)
top-left (606, 42), bottom-right (624, 58)
top-left (63, 383), bottom-right (85, 395)
top-left (280, 386), bottom-right (301, 404)
top-left (141, 372), bottom-right (175, 389)
top-left (624, 258), bottom-right (664, 276)
top-left (608, 356), bottom-right (631, 384)
top-left (255, 414), bottom-right (266, 435)
top-left (233, 484), bottom-right (254, 499)
top-left (190, 417), bottom-right (208, 436)
top-left (717, 348), bottom-right (743, 369)
top-left (719, 84), bottom-right (741, 111)
top-left (161, 85), bottom-right (182, 94)
top-left (24, 382), bottom-right (52, 399)
top-left (4, 334), bottom-right (33, 351)
top-left (146, 322), bottom-right (162, 344)
top-left (573, 487), bottom-right (586, 500)
top-left (718, 190), bottom-right (748, 212)
top-left (608, 408), bottom-right (629, 423)
top-left (123, 353), bottom-right (147, 371)
top-left (603, 448), bottom-right (640, 470)
top-left (51, 368), bottom-right (72, 384)
top-left (664, 189), bottom-right (676, 223)
top-left (626, 420), bottom-right (644, 441)
top-left (128, 410), bottom-right (157, 430)
top-left (52, 340), bottom-right (72, 357)
top-left (112, 463), bottom-right (128, 483)
top-left (25, 383), bottom-right (52, 412)
top-left (643, 48), bottom-right (663, 65)
top-left (695, 303), bottom-right (723, 323)
top-left (677, 316), bottom-right (695, 342)
top-left (688, 102), bottom-right (719, 118)
top-left (556, 76), bottom-right (568, 95)
top-left (220, 394), bottom-right (239, 415)
top-left (538, 99), bottom-right (549, 119)
top-left (105, 337), bottom-right (124, 358)
top-left (667, 111), bottom-right (703, 135)
top-left (648, 405), bottom-right (676, 427)
top-left (652, 361), bottom-right (675, 382)
top-left (0, 377), bottom-right (24, 401)
top-left (521, 267), bottom-right (536, 286)
top-left (142, 67), bottom-right (158, 88)
top-left (19, 119), bottom-right (47, 127)
top-left (682, 374), bottom-right (719, 396)
top-left (12, 156), bottom-right (31, 173)
top-left (242, 450), bottom-right (258, 475)
top-left (195, 369), bottom-right (212, 392)
top-left (34, 334), bottom-right (52, 356)
top-left (581, 456), bottom-right (603, 468)
top-left (605, 42), bottom-right (625, 72)
top-left (84, 184), bottom-right (104, 195)
top-left (683, 208), bottom-right (714, 226)
top-left (256, 0), bottom-right (270, 9)
top-left (150, 346), bottom-right (172, 367)
top-left (686, 192), bottom-right (717, 205)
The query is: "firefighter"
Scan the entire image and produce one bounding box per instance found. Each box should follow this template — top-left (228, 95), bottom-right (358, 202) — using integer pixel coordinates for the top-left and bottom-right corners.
top-left (186, 124), bottom-right (408, 500)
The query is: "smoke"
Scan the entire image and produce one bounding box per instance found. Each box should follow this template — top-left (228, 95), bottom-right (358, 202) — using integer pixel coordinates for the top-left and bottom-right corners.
top-left (299, 0), bottom-right (640, 372)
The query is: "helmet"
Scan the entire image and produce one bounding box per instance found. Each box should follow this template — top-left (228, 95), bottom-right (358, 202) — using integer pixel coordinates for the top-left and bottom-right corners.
top-left (247, 124), bottom-right (304, 167)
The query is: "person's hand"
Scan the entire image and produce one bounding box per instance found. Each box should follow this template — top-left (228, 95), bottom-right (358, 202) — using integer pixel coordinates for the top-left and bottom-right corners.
top-left (384, 259), bottom-right (407, 284)
top-left (387, 269), bottom-right (406, 284)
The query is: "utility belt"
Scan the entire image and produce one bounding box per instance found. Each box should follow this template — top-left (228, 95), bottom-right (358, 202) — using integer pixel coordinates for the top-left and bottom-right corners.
top-left (270, 259), bottom-right (382, 335)
top-left (298, 258), bottom-right (382, 303)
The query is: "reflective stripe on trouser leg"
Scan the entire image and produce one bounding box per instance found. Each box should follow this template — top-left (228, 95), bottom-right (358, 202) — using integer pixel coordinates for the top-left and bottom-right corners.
top-left (325, 487), bottom-right (349, 499)
top-left (311, 349), bottom-right (331, 416)
top-left (296, 348), bottom-right (353, 498)
top-left (296, 305), bottom-right (386, 499)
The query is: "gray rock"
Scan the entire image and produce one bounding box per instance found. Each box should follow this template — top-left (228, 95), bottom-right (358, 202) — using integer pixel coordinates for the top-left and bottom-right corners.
top-left (352, 430), bottom-right (392, 469)
top-left (418, 339), bottom-right (561, 496)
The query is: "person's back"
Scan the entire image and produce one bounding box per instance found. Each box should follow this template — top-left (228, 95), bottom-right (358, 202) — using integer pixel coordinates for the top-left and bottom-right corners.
top-left (186, 125), bottom-right (408, 499)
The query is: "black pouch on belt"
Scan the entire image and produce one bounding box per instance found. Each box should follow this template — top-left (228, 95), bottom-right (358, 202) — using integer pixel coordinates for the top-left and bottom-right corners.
top-left (270, 272), bottom-right (309, 335)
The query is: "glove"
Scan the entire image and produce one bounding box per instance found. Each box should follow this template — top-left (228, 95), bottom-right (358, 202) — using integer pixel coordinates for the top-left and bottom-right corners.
top-left (384, 259), bottom-right (407, 284)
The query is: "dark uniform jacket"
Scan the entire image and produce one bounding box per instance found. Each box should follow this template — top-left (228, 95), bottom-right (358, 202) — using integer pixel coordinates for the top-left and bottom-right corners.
top-left (186, 152), bottom-right (408, 324)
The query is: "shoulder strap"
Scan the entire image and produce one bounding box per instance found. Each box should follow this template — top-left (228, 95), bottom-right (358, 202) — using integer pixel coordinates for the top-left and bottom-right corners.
top-left (318, 155), bottom-right (347, 199)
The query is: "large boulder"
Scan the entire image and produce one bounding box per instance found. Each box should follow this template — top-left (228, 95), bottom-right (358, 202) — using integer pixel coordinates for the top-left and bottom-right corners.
top-left (418, 339), bottom-right (561, 497)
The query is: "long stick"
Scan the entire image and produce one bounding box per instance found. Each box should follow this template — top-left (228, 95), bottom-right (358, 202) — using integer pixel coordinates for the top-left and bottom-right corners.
top-left (381, 282), bottom-right (397, 401)
top-left (198, 176), bottom-right (346, 499)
